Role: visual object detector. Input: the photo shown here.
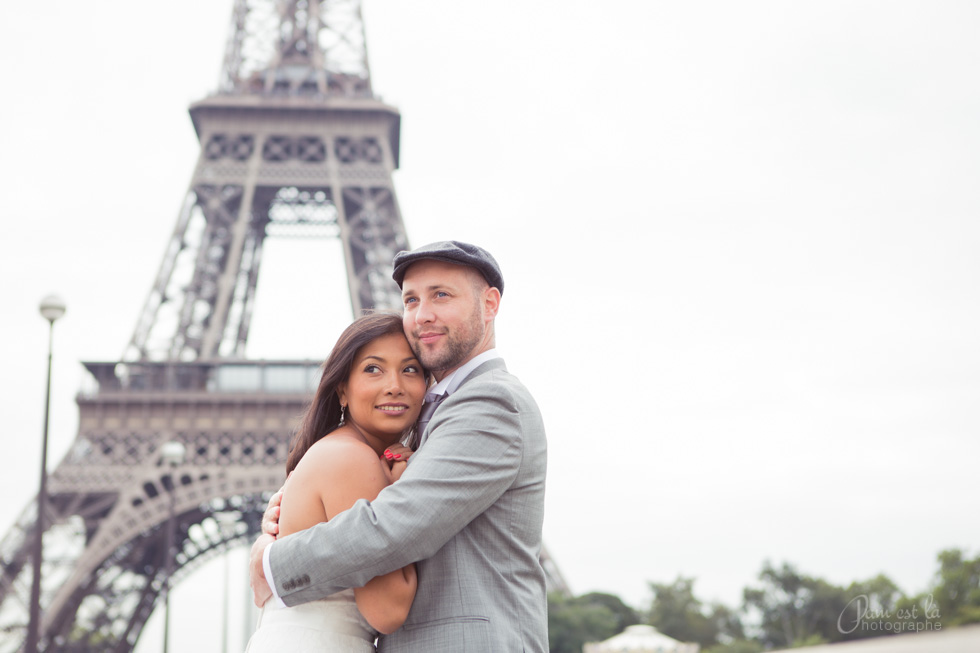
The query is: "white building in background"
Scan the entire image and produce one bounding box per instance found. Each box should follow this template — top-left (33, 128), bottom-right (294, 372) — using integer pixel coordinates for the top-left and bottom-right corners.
top-left (583, 624), bottom-right (699, 653)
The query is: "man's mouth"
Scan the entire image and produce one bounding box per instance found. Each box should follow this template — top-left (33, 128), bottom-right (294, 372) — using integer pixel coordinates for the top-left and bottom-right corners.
top-left (417, 331), bottom-right (443, 344)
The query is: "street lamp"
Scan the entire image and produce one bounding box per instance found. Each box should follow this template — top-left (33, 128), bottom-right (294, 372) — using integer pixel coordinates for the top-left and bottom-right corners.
top-left (26, 295), bottom-right (66, 653)
top-left (161, 440), bottom-right (186, 653)
top-left (215, 512), bottom-right (239, 653)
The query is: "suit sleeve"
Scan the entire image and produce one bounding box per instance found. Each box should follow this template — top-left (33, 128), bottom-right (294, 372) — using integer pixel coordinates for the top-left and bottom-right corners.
top-left (270, 375), bottom-right (524, 606)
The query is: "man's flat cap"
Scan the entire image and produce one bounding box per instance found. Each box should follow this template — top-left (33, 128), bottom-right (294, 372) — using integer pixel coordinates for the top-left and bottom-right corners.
top-left (392, 240), bottom-right (504, 295)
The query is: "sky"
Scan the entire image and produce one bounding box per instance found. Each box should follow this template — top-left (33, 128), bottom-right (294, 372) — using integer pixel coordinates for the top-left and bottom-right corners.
top-left (2, 1), bottom-right (979, 650)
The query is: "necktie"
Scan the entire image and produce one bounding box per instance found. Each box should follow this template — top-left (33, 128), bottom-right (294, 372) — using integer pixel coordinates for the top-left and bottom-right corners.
top-left (415, 391), bottom-right (447, 448)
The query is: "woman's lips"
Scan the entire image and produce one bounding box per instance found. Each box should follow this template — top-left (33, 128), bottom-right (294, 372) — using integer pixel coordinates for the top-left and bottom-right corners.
top-left (377, 403), bottom-right (410, 414)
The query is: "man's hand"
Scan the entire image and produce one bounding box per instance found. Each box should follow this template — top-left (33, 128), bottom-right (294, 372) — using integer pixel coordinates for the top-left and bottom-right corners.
top-left (249, 532), bottom-right (276, 607)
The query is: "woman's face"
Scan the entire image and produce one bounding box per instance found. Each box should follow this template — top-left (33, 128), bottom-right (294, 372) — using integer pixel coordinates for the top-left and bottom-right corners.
top-left (339, 332), bottom-right (426, 447)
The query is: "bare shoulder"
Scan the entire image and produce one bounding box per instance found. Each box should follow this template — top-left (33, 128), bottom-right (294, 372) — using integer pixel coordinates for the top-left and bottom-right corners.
top-left (291, 430), bottom-right (389, 517)
top-left (292, 431), bottom-right (382, 479)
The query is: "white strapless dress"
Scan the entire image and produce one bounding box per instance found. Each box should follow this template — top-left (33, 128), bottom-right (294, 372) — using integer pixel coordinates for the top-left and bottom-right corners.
top-left (245, 588), bottom-right (377, 652)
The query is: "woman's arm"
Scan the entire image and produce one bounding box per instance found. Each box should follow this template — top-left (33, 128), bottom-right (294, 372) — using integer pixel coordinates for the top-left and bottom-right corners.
top-left (287, 436), bottom-right (417, 633)
top-left (353, 557), bottom-right (417, 633)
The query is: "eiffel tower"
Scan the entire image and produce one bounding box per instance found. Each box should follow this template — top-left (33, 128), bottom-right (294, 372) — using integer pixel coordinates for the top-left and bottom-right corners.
top-left (0, 1), bottom-right (568, 651)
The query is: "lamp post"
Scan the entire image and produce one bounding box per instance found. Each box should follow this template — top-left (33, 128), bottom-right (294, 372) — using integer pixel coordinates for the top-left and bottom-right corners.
top-left (215, 512), bottom-right (239, 653)
top-left (160, 440), bottom-right (186, 653)
top-left (26, 295), bottom-right (66, 653)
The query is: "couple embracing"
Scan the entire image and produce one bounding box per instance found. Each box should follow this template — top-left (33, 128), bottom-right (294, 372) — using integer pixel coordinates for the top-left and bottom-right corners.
top-left (247, 241), bottom-right (549, 652)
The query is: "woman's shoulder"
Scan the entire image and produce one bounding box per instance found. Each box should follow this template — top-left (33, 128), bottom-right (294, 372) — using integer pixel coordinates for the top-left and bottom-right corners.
top-left (294, 429), bottom-right (384, 478)
top-left (290, 429), bottom-right (390, 515)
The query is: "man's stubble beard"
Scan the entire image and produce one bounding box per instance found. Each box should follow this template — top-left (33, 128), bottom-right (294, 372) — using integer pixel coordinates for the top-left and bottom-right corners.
top-left (411, 300), bottom-right (485, 374)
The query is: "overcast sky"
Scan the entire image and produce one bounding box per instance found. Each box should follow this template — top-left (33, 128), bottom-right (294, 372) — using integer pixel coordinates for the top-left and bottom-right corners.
top-left (1, 1), bottom-right (978, 651)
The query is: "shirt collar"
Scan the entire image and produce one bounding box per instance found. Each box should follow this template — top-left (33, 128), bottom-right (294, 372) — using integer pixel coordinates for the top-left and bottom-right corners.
top-left (428, 348), bottom-right (500, 398)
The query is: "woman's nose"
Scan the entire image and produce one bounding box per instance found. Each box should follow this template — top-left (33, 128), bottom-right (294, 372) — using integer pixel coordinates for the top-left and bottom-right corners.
top-left (384, 373), bottom-right (405, 394)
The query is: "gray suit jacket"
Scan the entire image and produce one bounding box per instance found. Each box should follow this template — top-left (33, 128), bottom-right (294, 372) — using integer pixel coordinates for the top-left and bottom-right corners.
top-left (269, 358), bottom-right (549, 652)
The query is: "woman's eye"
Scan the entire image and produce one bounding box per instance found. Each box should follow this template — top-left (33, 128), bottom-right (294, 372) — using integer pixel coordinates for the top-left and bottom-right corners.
top-left (404, 365), bottom-right (419, 373)
top-left (364, 364), bottom-right (381, 373)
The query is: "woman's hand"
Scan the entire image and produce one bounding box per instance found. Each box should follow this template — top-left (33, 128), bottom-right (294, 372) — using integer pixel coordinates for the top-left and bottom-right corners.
top-left (382, 444), bottom-right (414, 482)
top-left (261, 486), bottom-right (284, 536)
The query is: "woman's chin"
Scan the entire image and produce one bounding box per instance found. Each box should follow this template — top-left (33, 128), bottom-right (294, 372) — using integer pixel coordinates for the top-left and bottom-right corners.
top-left (364, 425), bottom-right (413, 444)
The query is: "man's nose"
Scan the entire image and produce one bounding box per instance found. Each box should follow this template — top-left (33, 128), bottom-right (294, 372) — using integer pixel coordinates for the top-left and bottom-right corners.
top-left (414, 299), bottom-right (435, 324)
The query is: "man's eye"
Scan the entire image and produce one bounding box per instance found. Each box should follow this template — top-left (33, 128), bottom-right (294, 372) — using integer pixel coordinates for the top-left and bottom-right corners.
top-left (436, 291), bottom-right (449, 298)
top-left (404, 297), bottom-right (418, 305)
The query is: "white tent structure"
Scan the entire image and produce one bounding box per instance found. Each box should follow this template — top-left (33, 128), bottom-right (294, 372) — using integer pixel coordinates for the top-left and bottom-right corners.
top-left (583, 624), bottom-right (700, 653)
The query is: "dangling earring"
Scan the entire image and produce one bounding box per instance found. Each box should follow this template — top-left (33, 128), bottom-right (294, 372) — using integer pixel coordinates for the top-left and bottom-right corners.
top-left (338, 404), bottom-right (346, 426)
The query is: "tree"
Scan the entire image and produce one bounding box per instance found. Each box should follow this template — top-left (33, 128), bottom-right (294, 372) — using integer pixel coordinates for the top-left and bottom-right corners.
top-left (577, 592), bottom-right (640, 634)
top-left (839, 574), bottom-right (904, 640)
top-left (742, 561), bottom-right (847, 648)
top-left (932, 548), bottom-right (980, 626)
top-left (548, 591), bottom-right (631, 653)
top-left (647, 576), bottom-right (744, 649)
top-left (882, 549), bottom-right (980, 636)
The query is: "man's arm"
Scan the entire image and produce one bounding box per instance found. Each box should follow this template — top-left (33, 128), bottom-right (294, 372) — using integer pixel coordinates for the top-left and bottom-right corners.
top-left (271, 378), bottom-right (525, 606)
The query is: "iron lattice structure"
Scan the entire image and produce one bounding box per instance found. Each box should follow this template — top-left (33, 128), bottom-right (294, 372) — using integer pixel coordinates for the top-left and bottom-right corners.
top-left (0, 1), bottom-right (568, 650)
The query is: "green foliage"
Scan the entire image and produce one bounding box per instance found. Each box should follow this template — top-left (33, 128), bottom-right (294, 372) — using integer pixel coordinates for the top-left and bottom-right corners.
top-left (575, 547), bottom-right (978, 653)
top-left (742, 561), bottom-right (849, 648)
top-left (708, 602), bottom-right (747, 642)
top-left (790, 633), bottom-right (828, 647)
top-left (932, 548), bottom-right (980, 627)
top-left (882, 549), bottom-right (980, 635)
top-left (888, 592), bottom-right (939, 634)
top-left (703, 639), bottom-right (763, 653)
top-left (548, 591), bottom-right (637, 653)
top-left (578, 591), bottom-right (640, 633)
top-left (647, 576), bottom-right (743, 649)
top-left (839, 574), bottom-right (908, 639)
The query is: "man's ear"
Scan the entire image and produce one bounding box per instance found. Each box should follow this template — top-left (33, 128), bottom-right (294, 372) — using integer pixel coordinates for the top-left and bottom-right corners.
top-left (483, 286), bottom-right (501, 321)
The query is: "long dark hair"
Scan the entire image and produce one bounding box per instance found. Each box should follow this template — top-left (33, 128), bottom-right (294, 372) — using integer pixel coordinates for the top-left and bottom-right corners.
top-left (286, 312), bottom-right (414, 474)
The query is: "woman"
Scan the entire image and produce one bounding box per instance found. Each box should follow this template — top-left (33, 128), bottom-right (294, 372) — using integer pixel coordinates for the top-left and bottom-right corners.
top-left (246, 313), bottom-right (426, 652)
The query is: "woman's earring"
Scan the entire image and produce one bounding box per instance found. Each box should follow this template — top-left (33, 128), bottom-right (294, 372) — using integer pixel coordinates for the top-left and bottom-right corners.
top-left (338, 404), bottom-right (346, 426)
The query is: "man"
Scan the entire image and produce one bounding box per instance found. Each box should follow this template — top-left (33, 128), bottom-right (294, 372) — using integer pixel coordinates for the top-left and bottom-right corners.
top-left (249, 240), bottom-right (549, 652)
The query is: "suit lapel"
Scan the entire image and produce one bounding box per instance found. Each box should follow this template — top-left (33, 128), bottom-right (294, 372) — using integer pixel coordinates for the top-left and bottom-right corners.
top-left (418, 358), bottom-right (506, 447)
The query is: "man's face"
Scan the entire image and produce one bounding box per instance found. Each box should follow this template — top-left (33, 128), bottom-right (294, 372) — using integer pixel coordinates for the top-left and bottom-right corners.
top-left (400, 259), bottom-right (488, 378)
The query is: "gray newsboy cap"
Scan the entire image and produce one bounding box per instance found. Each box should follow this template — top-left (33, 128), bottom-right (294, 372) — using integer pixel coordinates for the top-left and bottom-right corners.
top-left (392, 240), bottom-right (504, 295)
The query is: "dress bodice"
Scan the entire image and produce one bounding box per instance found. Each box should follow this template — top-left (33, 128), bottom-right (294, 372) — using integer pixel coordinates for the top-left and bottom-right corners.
top-left (245, 588), bottom-right (377, 652)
